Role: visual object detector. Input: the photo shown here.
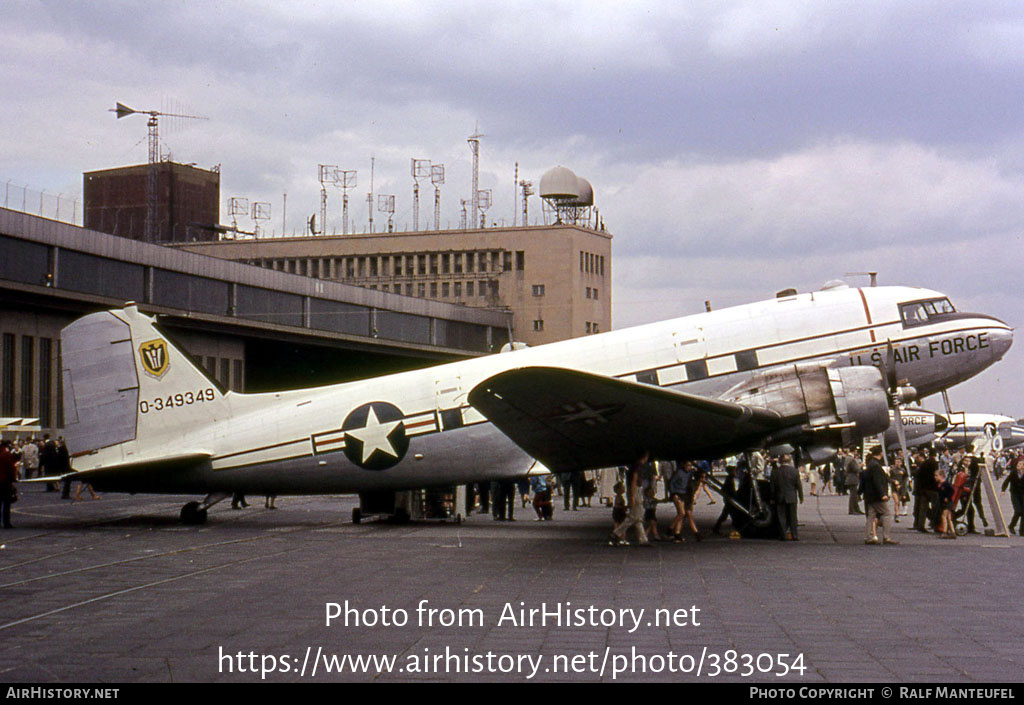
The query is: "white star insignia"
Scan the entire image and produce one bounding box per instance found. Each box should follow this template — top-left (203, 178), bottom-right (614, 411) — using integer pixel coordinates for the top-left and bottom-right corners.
top-left (346, 406), bottom-right (402, 463)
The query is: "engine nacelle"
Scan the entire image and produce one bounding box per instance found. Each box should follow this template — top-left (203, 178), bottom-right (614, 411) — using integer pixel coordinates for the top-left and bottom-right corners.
top-left (721, 362), bottom-right (890, 447)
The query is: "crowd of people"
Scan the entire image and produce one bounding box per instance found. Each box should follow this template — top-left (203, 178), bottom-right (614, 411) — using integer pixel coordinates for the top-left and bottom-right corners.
top-left (4, 428), bottom-right (1023, 541)
top-left (599, 444), bottom-right (1024, 547)
top-left (0, 434), bottom-right (85, 529)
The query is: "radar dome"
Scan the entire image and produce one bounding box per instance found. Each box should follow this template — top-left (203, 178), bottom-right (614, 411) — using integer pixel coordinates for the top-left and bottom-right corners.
top-left (565, 176), bottom-right (593, 207)
top-left (539, 166), bottom-right (580, 200)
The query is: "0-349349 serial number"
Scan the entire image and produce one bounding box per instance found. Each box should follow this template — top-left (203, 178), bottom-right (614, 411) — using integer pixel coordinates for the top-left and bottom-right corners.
top-left (140, 388), bottom-right (216, 414)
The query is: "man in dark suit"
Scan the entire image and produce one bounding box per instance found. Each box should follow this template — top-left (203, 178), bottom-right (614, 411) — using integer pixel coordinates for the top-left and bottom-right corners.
top-left (864, 445), bottom-right (898, 545)
top-left (770, 453), bottom-right (803, 540)
top-left (913, 448), bottom-right (940, 532)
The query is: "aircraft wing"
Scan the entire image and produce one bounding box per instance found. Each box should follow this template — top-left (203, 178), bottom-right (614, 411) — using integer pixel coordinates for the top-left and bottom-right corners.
top-left (467, 366), bottom-right (783, 472)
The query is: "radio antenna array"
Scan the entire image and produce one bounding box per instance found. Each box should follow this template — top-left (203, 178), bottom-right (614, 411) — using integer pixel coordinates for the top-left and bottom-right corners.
top-left (111, 101), bottom-right (207, 241)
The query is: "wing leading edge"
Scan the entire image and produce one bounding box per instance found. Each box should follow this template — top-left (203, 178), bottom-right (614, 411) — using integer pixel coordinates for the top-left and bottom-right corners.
top-left (467, 367), bottom-right (784, 472)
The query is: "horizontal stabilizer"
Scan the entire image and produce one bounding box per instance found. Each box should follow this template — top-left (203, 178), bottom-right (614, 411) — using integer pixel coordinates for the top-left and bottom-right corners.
top-left (468, 366), bottom-right (782, 472)
top-left (23, 453), bottom-right (213, 492)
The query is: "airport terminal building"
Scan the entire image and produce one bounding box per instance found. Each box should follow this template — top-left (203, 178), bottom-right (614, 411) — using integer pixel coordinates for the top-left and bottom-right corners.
top-left (175, 222), bottom-right (612, 347)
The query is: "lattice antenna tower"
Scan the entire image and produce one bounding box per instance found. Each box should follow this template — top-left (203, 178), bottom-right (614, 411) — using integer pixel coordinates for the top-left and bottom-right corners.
top-left (477, 188), bottom-right (492, 228)
top-left (334, 170), bottom-right (357, 235)
top-left (468, 125), bottom-right (483, 228)
top-left (228, 197), bottom-right (249, 236)
top-left (377, 194), bottom-right (395, 232)
top-left (519, 179), bottom-right (535, 226)
top-left (111, 101), bottom-right (207, 242)
top-left (410, 159), bottom-right (431, 232)
top-left (367, 156), bottom-right (375, 233)
top-left (252, 201), bottom-right (271, 239)
top-left (431, 164), bottom-right (445, 230)
top-left (318, 164), bottom-right (338, 235)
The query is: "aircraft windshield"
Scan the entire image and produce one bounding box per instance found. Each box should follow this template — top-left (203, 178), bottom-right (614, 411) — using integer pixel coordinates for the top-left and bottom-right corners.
top-left (899, 297), bottom-right (956, 327)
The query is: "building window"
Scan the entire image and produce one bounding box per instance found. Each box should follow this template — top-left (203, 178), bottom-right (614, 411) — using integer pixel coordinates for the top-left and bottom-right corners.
top-left (430, 282), bottom-right (438, 298)
top-left (405, 283), bottom-right (413, 296)
top-left (466, 253), bottom-right (475, 273)
top-left (592, 323), bottom-right (600, 333)
top-left (394, 256), bottom-right (403, 276)
top-left (20, 336), bottom-right (34, 416)
top-left (417, 283), bottom-right (426, 297)
top-left (585, 322), bottom-right (591, 333)
top-left (454, 282), bottom-right (462, 298)
top-left (532, 284), bottom-right (545, 296)
top-left (533, 320), bottom-right (544, 332)
top-left (503, 252), bottom-right (512, 271)
top-left (585, 287), bottom-right (591, 299)
top-left (442, 282), bottom-right (450, 298)
top-left (441, 253), bottom-right (450, 274)
top-left (39, 337), bottom-right (52, 428)
top-left (454, 253), bottom-right (463, 273)
top-left (515, 251), bottom-right (525, 271)
top-left (430, 254), bottom-right (438, 275)
top-left (382, 284), bottom-right (390, 293)
top-left (467, 281), bottom-right (474, 297)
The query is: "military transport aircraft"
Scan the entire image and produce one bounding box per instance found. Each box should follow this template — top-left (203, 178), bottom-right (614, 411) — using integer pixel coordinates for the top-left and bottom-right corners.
top-left (50, 281), bottom-right (1012, 523)
top-left (882, 407), bottom-right (949, 449)
top-left (934, 412), bottom-right (1024, 450)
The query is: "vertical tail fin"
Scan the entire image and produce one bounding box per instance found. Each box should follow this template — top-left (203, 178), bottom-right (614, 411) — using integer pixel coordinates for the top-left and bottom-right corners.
top-left (62, 304), bottom-right (230, 457)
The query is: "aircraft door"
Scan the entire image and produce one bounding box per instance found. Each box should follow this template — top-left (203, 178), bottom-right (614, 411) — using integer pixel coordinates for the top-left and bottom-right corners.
top-left (435, 374), bottom-right (468, 430)
top-left (672, 328), bottom-right (709, 383)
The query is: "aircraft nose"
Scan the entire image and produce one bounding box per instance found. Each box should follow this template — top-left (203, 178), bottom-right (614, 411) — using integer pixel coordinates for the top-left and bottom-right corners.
top-left (988, 323), bottom-right (1014, 361)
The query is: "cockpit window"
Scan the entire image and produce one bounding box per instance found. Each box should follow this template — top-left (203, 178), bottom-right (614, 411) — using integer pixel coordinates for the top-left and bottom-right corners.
top-left (899, 297), bottom-right (956, 327)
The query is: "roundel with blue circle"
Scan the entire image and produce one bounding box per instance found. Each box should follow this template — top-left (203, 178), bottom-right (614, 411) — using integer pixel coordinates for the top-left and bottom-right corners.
top-left (342, 401), bottom-right (409, 470)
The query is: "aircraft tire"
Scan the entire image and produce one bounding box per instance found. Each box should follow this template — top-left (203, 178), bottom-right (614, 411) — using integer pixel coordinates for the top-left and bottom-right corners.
top-left (180, 502), bottom-right (208, 525)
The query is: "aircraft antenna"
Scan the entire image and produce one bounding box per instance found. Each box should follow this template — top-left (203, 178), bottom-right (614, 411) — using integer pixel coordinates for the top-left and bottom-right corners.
top-left (111, 102), bottom-right (207, 242)
top-left (845, 271), bottom-right (878, 287)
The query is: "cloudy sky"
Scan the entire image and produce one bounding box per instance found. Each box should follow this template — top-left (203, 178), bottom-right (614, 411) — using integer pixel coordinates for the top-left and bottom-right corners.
top-left (3, 1), bottom-right (1022, 416)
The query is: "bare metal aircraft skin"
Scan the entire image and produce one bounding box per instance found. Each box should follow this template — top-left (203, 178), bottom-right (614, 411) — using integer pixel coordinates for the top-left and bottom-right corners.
top-left (882, 407), bottom-right (949, 448)
top-left (58, 284), bottom-right (1011, 504)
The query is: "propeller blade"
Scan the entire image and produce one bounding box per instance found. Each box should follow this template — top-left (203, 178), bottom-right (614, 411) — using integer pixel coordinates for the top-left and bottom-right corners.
top-left (891, 403), bottom-right (913, 475)
top-left (884, 340), bottom-right (898, 391)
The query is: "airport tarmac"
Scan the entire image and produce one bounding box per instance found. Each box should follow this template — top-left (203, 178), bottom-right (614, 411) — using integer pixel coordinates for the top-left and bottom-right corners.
top-left (1, 484), bottom-right (1022, 683)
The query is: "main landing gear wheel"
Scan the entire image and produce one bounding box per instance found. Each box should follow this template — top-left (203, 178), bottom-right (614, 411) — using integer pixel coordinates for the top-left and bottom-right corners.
top-left (737, 478), bottom-right (779, 539)
top-left (180, 501), bottom-right (208, 525)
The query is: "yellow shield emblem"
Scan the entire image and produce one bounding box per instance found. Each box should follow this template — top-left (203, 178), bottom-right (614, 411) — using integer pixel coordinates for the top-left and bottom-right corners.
top-left (139, 339), bottom-right (170, 379)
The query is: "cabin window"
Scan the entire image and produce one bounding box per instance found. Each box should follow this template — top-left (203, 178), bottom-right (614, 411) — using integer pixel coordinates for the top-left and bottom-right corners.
top-left (899, 297), bottom-right (956, 327)
top-left (685, 359), bottom-right (709, 381)
top-left (735, 349), bottom-right (759, 371)
top-left (636, 370), bottom-right (658, 386)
